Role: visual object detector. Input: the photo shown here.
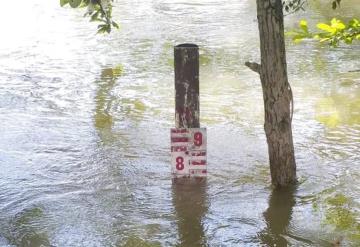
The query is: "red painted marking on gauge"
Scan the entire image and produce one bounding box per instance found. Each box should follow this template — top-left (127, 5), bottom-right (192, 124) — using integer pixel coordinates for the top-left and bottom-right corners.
top-left (191, 160), bottom-right (206, 165)
top-left (171, 137), bottom-right (189, 142)
top-left (191, 151), bottom-right (206, 156)
top-left (171, 146), bottom-right (187, 152)
top-left (171, 128), bottom-right (188, 133)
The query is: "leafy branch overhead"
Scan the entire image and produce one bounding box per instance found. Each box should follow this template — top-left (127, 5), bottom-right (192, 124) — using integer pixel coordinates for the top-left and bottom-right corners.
top-left (60, 0), bottom-right (119, 34)
top-left (282, 0), bottom-right (360, 46)
top-left (287, 18), bottom-right (360, 47)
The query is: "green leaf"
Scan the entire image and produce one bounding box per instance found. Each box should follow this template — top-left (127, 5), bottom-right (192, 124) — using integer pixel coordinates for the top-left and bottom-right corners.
top-left (79, 0), bottom-right (89, 8)
top-left (112, 21), bottom-right (120, 29)
top-left (90, 11), bottom-right (100, 21)
top-left (291, 33), bottom-right (309, 43)
top-left (299, 19), bottom-right (308, 32)
top-left (317, 23), bottom-right (335, 33)
top-left (345, 37), bottom-right (353, 44)
top-left (97, 24), bottom-right (111, 34)
top-left (60, 0), bottom-right (69, 7)
top-left (349, 18), bottom-right (360, 28)
top-left (285, 31), bottom-right (300, 36)
top-left (69, 0), bottom-right (82, 8)
top-left (331, 18), bottom-right (345, 30)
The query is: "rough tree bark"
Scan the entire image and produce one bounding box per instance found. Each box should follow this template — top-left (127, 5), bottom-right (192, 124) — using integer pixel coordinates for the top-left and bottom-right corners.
top-left (246, 0), bottom-right (296, 187)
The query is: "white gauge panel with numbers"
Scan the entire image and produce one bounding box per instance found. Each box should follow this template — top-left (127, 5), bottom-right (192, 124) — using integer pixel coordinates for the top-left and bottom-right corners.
top-left (170, 128), bottom-right (207, 178)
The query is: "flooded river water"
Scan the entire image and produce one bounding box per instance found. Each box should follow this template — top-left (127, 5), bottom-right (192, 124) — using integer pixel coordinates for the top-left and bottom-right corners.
top-left (0, 0), bottom-right (359, 246)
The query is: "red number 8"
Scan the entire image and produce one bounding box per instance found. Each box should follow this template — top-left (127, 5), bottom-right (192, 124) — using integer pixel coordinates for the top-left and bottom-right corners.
top-left (194, 132), bottom-right (203, 146)
top-left (176, 156), bottom-right (184, 170)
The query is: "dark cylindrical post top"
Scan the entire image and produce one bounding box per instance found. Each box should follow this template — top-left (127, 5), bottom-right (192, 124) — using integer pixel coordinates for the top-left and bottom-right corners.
top-left (175, 43), bottom-right (199, 48)
top-left (174, 43), bottom-right (200, 128)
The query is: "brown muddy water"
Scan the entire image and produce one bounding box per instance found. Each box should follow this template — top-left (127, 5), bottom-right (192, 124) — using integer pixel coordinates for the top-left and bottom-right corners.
top-left (0, 0), bottom-right (359, 246)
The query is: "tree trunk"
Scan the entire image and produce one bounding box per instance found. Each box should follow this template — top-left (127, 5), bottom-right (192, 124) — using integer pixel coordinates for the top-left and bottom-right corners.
top-left (246, 0), bottom-right (296, 187)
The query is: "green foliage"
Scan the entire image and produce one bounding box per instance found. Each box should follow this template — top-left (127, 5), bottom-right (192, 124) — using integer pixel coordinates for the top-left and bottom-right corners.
top-left (69, 0), bottom-right (82, 8)
top-left (286, 19), bottom-right (312, 43)
top-left (287, 18), bottom-right (360, 46)
top-left (284, 0), bottom-right (360, 46)
top-left (315, 18), bottom-right (360, 46)
top-left (60, 0), bottom-right (119, 34)
top-left (60, 0), bottom-right (69, 7)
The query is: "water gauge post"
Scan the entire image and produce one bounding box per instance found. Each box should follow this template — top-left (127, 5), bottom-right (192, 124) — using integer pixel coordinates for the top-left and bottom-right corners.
top-left (171, 44), bottom-right (207, 179)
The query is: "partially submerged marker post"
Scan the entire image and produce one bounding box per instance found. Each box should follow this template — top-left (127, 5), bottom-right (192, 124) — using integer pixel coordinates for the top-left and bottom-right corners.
top-left (174, 43), bottom-right (200, 129)
top-left (171, 44), bottom-right (207, 180)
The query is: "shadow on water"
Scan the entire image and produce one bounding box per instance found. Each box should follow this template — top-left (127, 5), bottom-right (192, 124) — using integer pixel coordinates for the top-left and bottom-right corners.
top-left (94, 66), bottom-right (123, 131)
top-left (2, 206), bottom-right (52, 247)
top-left (258, 185), bottom-right (298, 247)
top-left (315, 84), bottom-right (360, 128)
top-left (94, 65), bottom-right (148, 140)
top-left (172, 179), bottom-right (209, 247)
top-left (93, 65), bottom-right (133, 148)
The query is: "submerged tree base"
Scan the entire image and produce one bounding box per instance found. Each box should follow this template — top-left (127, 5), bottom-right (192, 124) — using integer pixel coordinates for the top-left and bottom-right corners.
top-left (246, 0), bottom-right (297, 187)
